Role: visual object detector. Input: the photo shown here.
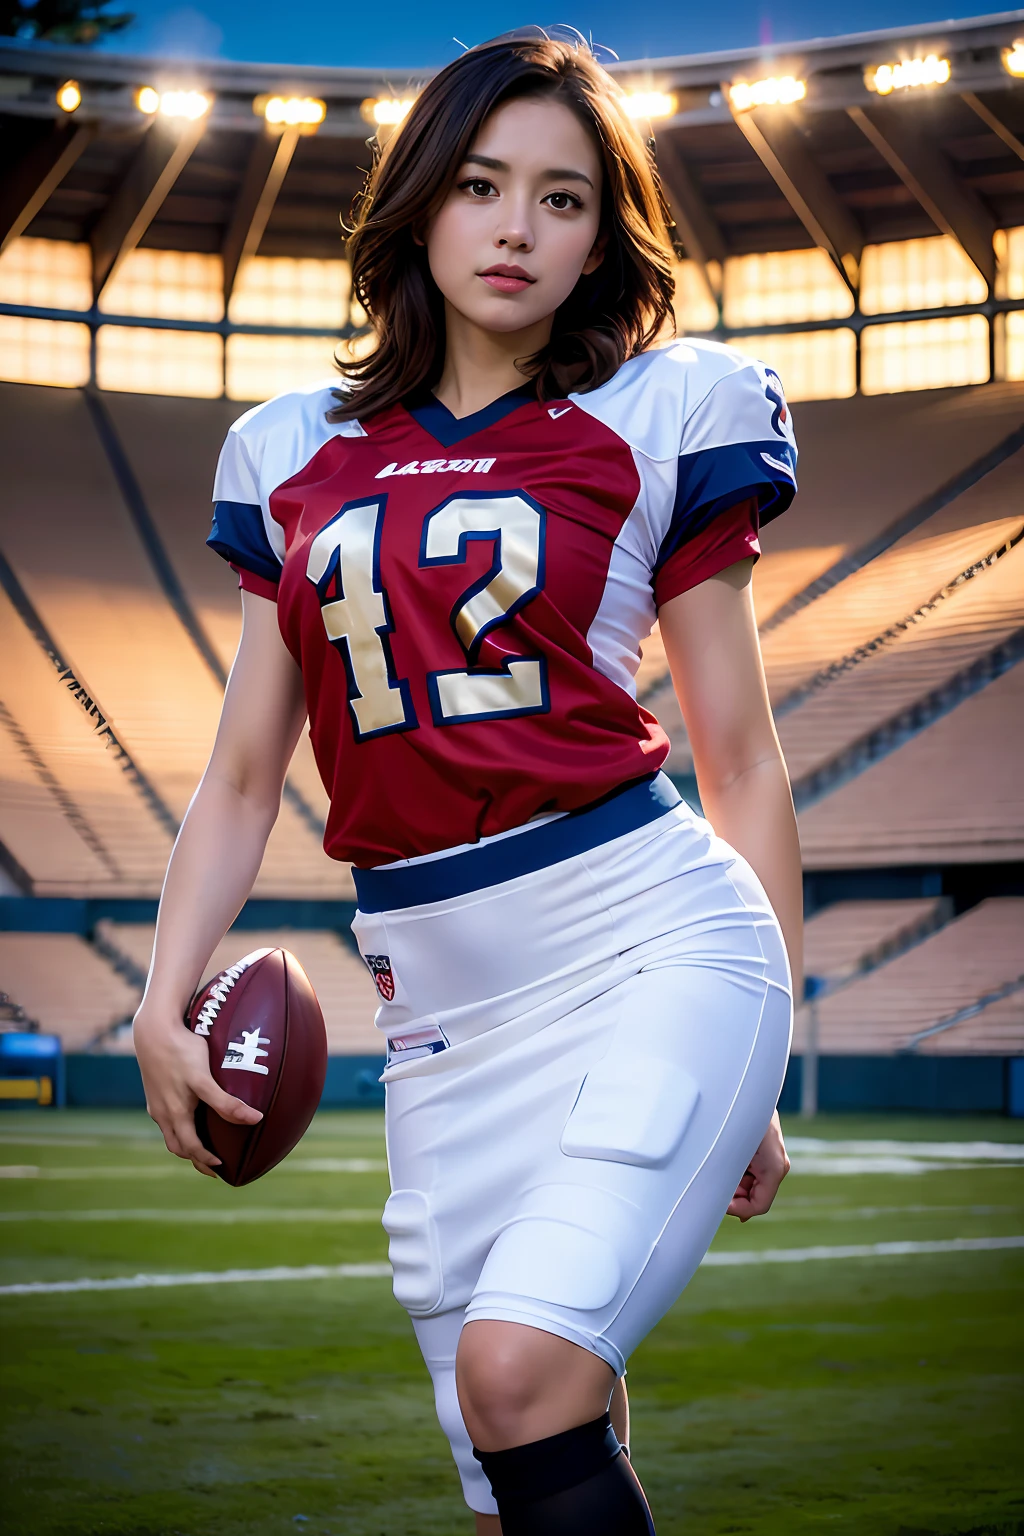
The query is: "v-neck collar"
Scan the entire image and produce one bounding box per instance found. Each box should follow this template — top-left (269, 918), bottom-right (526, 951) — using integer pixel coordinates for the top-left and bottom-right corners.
top-left (403, 381), bottom-right (537, 449)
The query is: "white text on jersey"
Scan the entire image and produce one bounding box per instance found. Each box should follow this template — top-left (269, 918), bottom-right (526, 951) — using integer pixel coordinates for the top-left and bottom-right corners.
top-left (376, 457), bottom-right (495, 479)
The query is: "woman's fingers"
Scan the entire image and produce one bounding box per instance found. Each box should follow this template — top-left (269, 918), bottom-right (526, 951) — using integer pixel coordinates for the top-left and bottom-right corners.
top-left (157, 1105), bottom-right (222, 1169)
top-left (192, 1075), bottom-right (263, 1126)
top-left (727, 1113), bottom-right (791, 1220)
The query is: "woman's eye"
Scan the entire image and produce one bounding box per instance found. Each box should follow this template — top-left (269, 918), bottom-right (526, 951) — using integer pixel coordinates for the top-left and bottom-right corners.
top-left (460, 178), bottom-right (495, 198)
top-left (544, 192), bottom-right (581, 211)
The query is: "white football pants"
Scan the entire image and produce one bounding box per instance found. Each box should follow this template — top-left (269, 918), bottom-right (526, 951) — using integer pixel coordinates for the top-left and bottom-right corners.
top-left (352, 785), bottom-right (792, 1514)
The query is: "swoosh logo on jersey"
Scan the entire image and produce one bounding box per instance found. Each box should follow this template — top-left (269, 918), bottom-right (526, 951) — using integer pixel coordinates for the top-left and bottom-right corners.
top-left (548, 406), bottom-right (572, 419)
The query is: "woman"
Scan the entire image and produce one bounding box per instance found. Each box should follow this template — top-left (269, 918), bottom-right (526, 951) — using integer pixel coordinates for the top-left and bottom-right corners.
top-left (135, 28), bottom-right (800, 1535)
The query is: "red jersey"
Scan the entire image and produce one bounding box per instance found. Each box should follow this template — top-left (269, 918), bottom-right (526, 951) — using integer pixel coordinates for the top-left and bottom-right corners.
top-left (209, 340), bottom-right (797, 865)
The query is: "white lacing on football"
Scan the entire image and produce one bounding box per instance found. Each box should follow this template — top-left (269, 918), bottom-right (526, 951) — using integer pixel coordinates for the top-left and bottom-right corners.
top-left (192, 948), bottom-right (273, 1037)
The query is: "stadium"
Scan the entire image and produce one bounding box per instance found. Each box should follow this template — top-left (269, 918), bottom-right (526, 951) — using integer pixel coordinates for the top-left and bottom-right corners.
top-left (0, 10), bottom-right (1023, 1535)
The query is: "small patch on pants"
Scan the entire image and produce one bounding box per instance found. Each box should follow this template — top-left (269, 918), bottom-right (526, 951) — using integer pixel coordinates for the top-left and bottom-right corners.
top-left (382, 1189), bottom-right (444, 1314)
top-left (561, 1053), bottom-right (701, 1168)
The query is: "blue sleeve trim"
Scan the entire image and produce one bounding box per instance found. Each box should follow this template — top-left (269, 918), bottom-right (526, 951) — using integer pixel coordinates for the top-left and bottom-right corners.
top-left (207, 501), bottom-right (281, 585)
top-left (657, 440), bottom-right (797, 572)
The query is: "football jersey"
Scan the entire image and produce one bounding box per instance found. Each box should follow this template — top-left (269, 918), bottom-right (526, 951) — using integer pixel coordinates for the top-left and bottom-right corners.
top-left (208, 339), bottom-right (797, 867)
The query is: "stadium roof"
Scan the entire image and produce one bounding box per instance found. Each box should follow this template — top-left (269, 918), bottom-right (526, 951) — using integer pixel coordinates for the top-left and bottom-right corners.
top-left (1, 11), bottom-right (1023, 307)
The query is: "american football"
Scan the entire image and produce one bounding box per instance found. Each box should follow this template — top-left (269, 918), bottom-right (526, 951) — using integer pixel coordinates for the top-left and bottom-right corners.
top-left (185, 948), bottom-right (328, 1186)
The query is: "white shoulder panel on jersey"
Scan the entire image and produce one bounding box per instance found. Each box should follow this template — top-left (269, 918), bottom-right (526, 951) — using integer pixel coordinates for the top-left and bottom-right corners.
top-left (212, 380), bottom-right (366, 564)
top-left (580, 340), bottom-right (798, 700)
top-left (569, 339), bottom-right (793, 462)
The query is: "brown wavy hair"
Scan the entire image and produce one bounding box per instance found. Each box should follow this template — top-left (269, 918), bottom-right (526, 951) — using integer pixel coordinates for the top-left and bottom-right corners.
top-left (328, 29), bottom-right (676, 422)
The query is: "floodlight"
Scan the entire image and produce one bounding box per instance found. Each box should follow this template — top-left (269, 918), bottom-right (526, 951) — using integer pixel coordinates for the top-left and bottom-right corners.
top-left (135, 86), bottom-right (211, 120)
top-left (361, 96), bottom-right (415, 127)
top-left (255, 95), bottom-right (327, 129)
top-left (56, 80), bottom-right (82, 113)
top-left (622, 90), bottom-right (677, 121)
top-left (728, 76), bottom-right (806, 112)
top-left (1002, 41), bottom-right (1024, 78)
top-left (864, 55), bottom-right (951, 94)
top-left (159, 90), bottom-right (212, 120)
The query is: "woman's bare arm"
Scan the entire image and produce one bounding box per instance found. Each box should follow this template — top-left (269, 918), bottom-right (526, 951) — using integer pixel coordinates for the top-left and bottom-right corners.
top-left (658, 558), bottom-right (801, 1218)
top-left (133, 591), bottom-right (308, 1175)
top-left (658, 558), bottom-right (802, 988)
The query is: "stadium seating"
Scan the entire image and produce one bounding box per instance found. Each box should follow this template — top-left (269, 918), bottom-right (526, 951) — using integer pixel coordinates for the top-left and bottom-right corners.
top-left (0, 932), bottom-right (139, 1049)
top-left (778, 528), bottom-right (1024, 786)
top-left (752, 380), bottom-right (1024, 627)
top-left (761, 445), bottom-right (1024, 707)
top-left (0, 579), bottom-right (174, 895)
top-left (794, 898), bottom-right (1024, 1055)
top-left (802, 898), bottom-right (945, 983)
top-left (98, 392), bottom-right (333, 826)
top-left (3, 373), bottom-right (1023, 1078)
top-left (0, 381), bottom-right (347, 898)
top-left (96, 921), bottom-right (382, 1055)
top-left (798, 654), bottom-right (1024, 866)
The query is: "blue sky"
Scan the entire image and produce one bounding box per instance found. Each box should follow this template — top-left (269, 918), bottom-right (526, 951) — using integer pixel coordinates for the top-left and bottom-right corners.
top-left (101, 2), bottom-right (1008, 69)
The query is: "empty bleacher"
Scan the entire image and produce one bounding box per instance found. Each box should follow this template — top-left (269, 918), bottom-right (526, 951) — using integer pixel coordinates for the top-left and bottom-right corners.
top-left (0, 933), bottom-right (139, 1049)
top-left (761, 445), bottom-right (1024, 708)
top-left (798, 898), bottom-right (1024, 1055)
top-left (798, 653), bottom-right (1024, 866)
top-left (803, 898), bottom-right (945, 984)
top-left (97, 921), bottom-right (382, 1055)
top-left (0, 578), bottom-right (174, 895)
top-left (99, 391), bottom-right (333, 832)
top-left (779, 530), bottom-right (1024, 787)
top-left (0, 382), bottom-right (347, 898)
top-left (753, 380), bottom-right (1024, 627)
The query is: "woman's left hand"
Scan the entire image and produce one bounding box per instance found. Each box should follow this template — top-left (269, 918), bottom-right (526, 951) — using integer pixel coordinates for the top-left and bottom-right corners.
top-left (727, 1110), bottom-right (790, 1221)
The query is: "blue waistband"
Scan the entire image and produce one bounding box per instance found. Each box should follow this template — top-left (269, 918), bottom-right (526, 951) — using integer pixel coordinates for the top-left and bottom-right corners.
top-left (353, 773), bottom-right (682, 914)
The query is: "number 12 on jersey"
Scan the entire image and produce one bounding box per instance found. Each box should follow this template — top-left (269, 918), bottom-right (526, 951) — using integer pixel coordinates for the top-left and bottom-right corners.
top-left (305, 491), bottom-right (548, 740)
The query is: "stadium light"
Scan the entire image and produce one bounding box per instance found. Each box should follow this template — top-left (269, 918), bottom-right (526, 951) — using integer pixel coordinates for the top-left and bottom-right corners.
top-left (56, 80), bottom-right (82, 113)
top-left (134, 86), bottom-right (212, 120)
top-left (254, 95), bottom-right (326, 130)
top-left (1002, 41), bottom-right (1024, 78)
top-left (361, 96), bottom-right (416, 127)
top-left (728, 75), bottom-right (806, 112)
top-left (864, 55), bottom-right (951, 94)
top-left (622, 90), bottom-right (677, 121)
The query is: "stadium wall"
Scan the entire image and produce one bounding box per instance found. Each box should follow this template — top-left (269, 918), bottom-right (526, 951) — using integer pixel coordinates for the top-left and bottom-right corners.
top-left (26, 1051), bottom-right (1019, 1115)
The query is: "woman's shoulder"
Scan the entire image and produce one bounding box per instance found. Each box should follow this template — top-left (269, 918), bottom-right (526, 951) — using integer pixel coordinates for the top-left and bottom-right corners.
top-left (569, 339), bottom-right (793, 463)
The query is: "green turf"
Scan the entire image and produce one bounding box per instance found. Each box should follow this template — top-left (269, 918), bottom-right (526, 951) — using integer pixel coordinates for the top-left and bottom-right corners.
top-left (1, 1108), bottom-right (1022, 1535)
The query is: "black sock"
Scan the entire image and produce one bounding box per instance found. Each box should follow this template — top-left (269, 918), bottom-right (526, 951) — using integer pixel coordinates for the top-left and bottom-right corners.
top-left (474, 1413), bottom-right (655, 1534)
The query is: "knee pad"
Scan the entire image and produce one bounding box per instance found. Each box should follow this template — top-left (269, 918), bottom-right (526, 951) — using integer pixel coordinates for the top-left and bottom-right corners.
top-left (474, 1414), bottom-right (655, 1534)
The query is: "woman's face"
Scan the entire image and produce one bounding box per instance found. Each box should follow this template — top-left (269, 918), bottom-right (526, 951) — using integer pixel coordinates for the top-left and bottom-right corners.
top-left (424, 94), bottom-right (605, 336)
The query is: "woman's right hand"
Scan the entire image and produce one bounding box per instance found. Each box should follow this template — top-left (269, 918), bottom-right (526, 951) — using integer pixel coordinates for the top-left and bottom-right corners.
top-left (133, 1007), bottom-right (263, 1177)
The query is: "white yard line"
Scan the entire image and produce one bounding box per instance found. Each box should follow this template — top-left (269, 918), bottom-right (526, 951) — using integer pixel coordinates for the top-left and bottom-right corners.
top-left (788, 1156), bottom-right (1007, 1175)
top-left (0, 1203), bottom-right (1014, 1225)
top-left (701, 1235), bottom-right (1024, 1266)
top-left (0, 1263), bottom-right (392, 1296)
top-left (0, 1159), bottom-right (388, 1179)
top-left (1, 1236), bottom-right (1021, 1298)
top-left (786, 1139), bottom-right (1024, 1161)
top-left (0, 1208), bottom-right (383, 1223)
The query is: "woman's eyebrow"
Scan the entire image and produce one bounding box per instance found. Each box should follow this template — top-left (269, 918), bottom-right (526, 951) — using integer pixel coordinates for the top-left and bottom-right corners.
top-left (463, 153), bottom-right (594, 189)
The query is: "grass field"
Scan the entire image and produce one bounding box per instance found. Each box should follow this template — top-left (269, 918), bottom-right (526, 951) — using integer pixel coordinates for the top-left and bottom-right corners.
top-left (1, 1108), bottom-right (1022, 1536)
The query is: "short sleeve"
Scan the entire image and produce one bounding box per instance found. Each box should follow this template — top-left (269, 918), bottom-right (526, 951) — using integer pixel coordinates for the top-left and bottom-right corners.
top-left (207, 422), bottom-right (283, 597)
top-left (654, 357), bottom-right (797, 586)
top-left (654, 498), bottom-right (760, 607)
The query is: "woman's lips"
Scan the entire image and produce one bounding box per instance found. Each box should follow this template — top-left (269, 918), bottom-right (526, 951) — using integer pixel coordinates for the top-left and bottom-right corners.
top-left (479, 273), bottom-right (534, 293)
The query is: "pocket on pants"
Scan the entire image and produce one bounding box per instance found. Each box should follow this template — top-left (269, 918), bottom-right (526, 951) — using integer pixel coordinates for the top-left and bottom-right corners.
top-left (560, 1053), bottom-right (701, 1169)
top-left (382, 1189), bottom-right (444, 1314)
